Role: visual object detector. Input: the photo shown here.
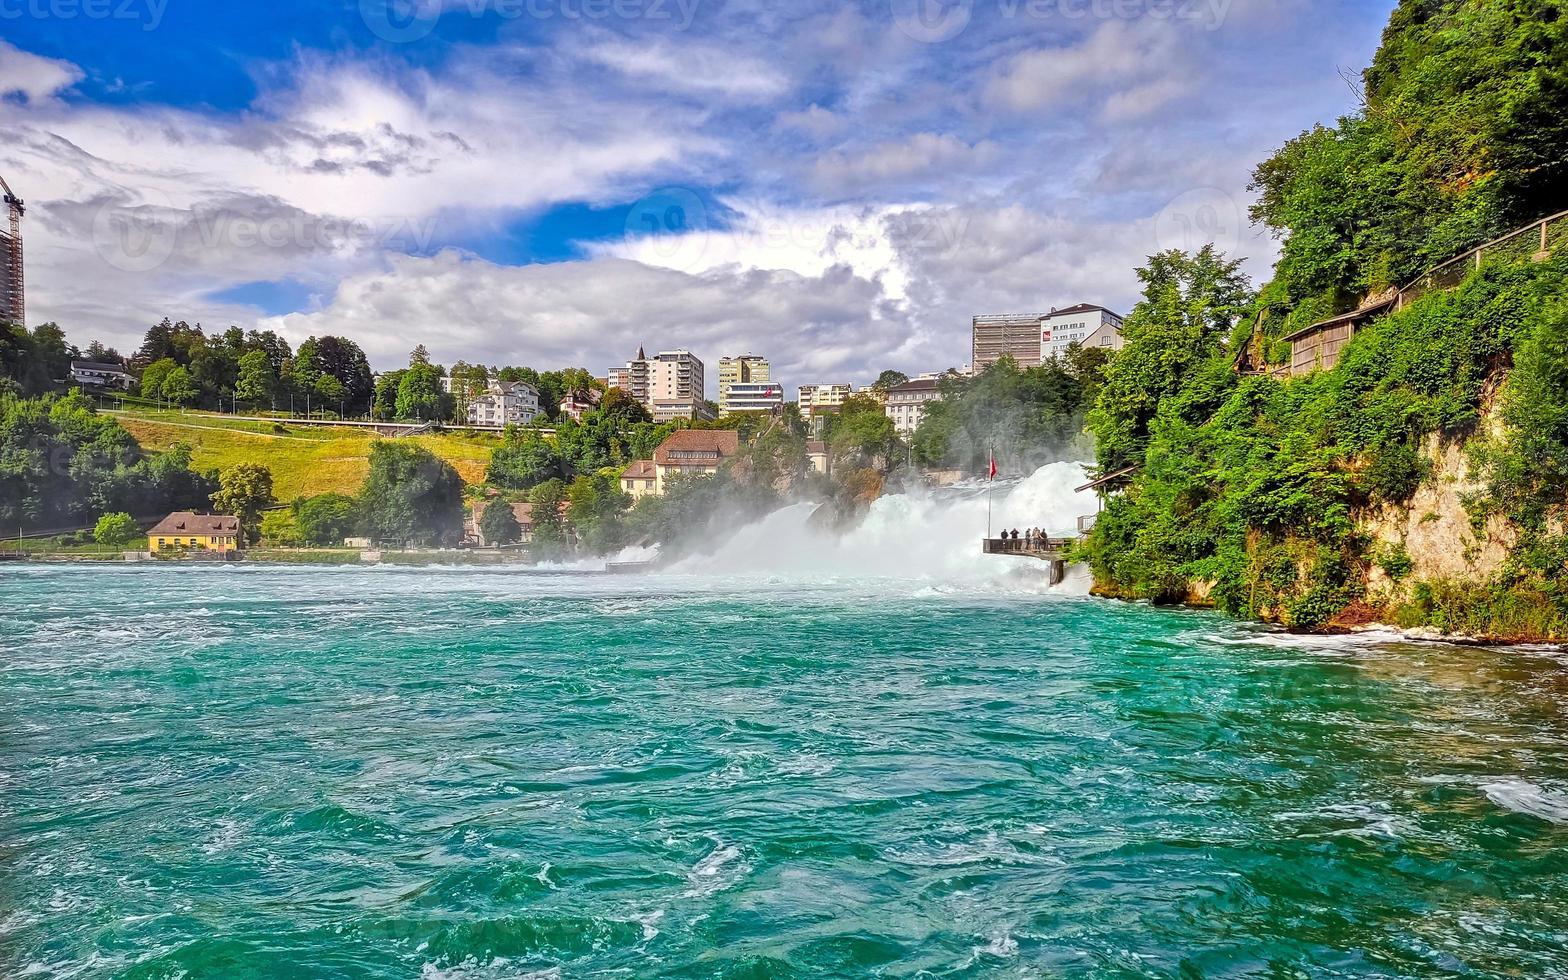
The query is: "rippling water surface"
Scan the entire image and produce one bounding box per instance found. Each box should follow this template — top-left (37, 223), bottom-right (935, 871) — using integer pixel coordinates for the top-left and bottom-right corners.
top-left (4, 564), bottom-right (1568, 978)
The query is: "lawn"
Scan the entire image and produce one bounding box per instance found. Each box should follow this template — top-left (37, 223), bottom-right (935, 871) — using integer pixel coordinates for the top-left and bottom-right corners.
top-left (114, 411), bottom-right (499, 500)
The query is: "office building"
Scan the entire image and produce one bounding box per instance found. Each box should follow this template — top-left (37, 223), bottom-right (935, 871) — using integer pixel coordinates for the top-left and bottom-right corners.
top-left (798, 383), bottom-right (853, 420)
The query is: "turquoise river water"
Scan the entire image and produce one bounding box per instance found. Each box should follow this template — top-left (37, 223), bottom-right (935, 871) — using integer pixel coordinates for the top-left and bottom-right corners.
top-left (4, 481), bottom-right (1568, 978)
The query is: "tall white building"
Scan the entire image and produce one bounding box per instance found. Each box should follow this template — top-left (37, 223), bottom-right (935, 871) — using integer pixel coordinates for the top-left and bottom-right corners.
top-left (467, 380), bottom-right (541, 426)
top-left (609, 347), bottom-right (707, 420)
top-left (1041, 304), bottom-right (1125, 361)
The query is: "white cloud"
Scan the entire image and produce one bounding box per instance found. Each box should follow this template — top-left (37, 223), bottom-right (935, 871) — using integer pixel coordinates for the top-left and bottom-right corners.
top-left (984, 20), bottom-right (1192, 121)
top-left (573, 34), bottom-right (791, 101)
top-left (0, 40), bottom-right (83, 103)
top-left (810, 133), bottom-right (1000, 194)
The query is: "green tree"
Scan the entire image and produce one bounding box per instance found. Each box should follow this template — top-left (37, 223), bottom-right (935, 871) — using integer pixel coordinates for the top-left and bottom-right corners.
top-left (159, 366), bottom-right (199, 406)
top-left (487, 427), bottom-right (561, 489)
top-left (566, 471), bottom-right (631, 553)
top-left (359, 442), bottom-right (465, 547)
top-left (139, 357), bottom-right (177, 401)
top-left (1088, 246), bottom-right (1252, 471)
top-left (211, 463), bottom-right (275, 543)
top-left (527, 478), bottom-right (570, 557)
top-left (234, 349), bottom-right (277, 407)
top-left (260, 508), bottom-right (302, 547)
top-left (93, 512), bottom-right (138, 549)
top-left (372, 369), bottom-right (406, 420)
top-left (314, 373), bottom-right (346, 417)
top-left (395, 363), bottom-right (451, 422)
top-left (294, 492), bottom-right (360, 546)
top-left (872, 370), bottom-right (910, 393)
top-left (478, 499), bottom-right (523, 546)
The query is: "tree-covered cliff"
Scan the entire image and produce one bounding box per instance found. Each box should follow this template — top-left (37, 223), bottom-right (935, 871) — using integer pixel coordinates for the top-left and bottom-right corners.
top-left (1081, 0), bottom-right (1568, 640)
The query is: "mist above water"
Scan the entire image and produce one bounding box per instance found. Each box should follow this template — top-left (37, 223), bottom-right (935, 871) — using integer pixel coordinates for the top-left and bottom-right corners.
top-left (668, 462), bottom-right (1095, 592)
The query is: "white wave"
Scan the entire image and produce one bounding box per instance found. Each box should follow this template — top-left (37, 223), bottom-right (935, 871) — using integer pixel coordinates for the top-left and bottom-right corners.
top-left (1481, 778), bottom-right (1568, 823)
top-left (671, 461), bottom-right (1093, 593)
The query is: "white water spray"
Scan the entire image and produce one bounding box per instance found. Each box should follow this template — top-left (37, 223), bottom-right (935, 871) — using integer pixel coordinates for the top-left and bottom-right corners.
top-left (670, 461), bottom-right (1095, 594)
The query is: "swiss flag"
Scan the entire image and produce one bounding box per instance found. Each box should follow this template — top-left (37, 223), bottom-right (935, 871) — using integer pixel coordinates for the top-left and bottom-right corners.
top-left (989, 455), bottom-right (998, 480)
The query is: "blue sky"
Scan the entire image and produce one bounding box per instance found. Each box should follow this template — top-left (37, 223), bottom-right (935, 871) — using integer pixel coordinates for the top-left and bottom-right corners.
top-left (0, 0), bottom-right (1393, 388)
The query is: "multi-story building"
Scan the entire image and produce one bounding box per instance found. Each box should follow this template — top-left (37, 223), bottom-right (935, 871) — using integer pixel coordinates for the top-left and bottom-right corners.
top-left (884, 378), bottom-right (943, 436)
top-left (972, 313), bottom-right (1046, 370)
top-left (718, 354), bottom-right (773, 414)
top-left (1, 175), bottom-right (23, 328)
top-left (798, 383), bottom-right (853, 420)
top-left (619, 459), bottom-right (658, 501)
top-left (652, 429), bottom-right (740, 494)
top-left (467, 380), bottom-right (542, 426)
top-left (610, 347), bottom-right (706, 418)
top-left (650, 397), bottom-right (717, 423)
top-left (1041, 304), bottom-right (1126, 360)
top-left (723, 381), bottom-right (784, 415)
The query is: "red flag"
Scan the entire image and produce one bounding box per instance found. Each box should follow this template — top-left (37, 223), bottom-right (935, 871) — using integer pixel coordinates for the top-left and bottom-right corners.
top-left (989, 455), bottom-right (998, 480)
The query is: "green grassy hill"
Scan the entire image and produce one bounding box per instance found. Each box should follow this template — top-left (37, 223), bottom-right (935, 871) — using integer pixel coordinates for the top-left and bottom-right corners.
top-left (112, 410), bottom-right (498, 501)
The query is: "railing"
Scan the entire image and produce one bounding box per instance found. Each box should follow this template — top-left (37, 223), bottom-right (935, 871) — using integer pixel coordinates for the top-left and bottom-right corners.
top-left (984, 536), bottom-right (1072, 556)
top-left (1396, 209), bottom-right (1568, 310)
top-left (1077, 514), bottom-right (1098, 533)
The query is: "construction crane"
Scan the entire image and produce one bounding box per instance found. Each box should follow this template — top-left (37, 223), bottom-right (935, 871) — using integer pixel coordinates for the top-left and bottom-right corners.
top-left (0, 174), bottom-right (23, 327)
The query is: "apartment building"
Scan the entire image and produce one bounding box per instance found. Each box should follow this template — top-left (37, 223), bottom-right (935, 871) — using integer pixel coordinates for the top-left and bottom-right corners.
top-left (884, 378), bottom-right (942, 436)
top-left (718, 354), bottom-right (773, 414)
top-left (797, 383), bottom-right (853, 420)
top-left (467, 380), bottom-right (542, 426)
top-left (723, 382), bottom-right (784, 415)
top-left (609, 347), bottom-right (707, 419)
top-left (1041, 304), bottom-right (1125, 361)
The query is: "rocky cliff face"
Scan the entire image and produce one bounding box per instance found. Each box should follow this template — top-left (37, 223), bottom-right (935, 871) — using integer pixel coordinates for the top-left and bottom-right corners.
top-left (1359, 431), bottom-right (1517, 603)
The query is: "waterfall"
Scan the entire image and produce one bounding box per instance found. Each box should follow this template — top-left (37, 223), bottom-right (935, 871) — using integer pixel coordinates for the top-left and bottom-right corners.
top-left (667, 461), bottom-right (1094, 593)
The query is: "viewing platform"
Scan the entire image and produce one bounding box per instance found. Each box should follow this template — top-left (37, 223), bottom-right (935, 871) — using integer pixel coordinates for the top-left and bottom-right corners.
top-left (983, 536), bottom-right (1074, 585)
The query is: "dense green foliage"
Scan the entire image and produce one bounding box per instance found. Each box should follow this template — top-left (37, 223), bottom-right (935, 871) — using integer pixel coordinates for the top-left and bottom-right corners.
top-left (1250, 0), bottom-right (1568, 340)
top-left (0, 391), bottom-right (216, 530)
top-left (92, 512), bottom-right (138, 549)
top-left (211, 463), bottom-right (276, 544)
top-left (478, 498), bottom-right (523, 546)
top-left (358, 442), bottom-right (465, 547)
top-left (1080, 0), bottom-right (1568, 637)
